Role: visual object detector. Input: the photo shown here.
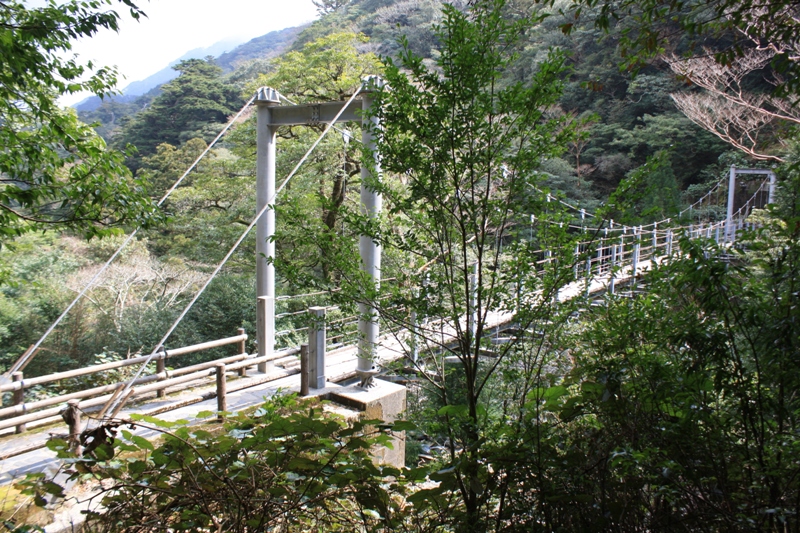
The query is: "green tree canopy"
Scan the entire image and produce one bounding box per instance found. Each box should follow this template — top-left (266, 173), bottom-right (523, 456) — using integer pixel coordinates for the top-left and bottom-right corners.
top-left (117, 58), bottom-right (244, 161)
top-left (250, 32), bottom-right (382, 102)
top-left (0, 0), bottom-right (163, 242)
top-left (556, 0), bottom-right (800, 95)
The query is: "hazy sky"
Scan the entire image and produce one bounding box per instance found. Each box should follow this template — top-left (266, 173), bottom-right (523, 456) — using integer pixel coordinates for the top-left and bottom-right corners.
top-left (63, 0), bottom-right (318, 104)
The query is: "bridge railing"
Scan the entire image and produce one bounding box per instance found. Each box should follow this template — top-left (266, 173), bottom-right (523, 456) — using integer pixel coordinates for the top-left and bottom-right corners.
top-left (0, 201), bottom-right (763, 441)
top-left (0, 331), bottom-right (253, 435)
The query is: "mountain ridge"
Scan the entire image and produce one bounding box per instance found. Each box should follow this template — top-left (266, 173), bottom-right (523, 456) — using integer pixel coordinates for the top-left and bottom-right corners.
top-left (74, 27), bottom-right (303, 113)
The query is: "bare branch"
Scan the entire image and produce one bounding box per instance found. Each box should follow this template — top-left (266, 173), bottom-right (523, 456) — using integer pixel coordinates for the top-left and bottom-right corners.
top-left (671, 92), bottom-right (784, 162)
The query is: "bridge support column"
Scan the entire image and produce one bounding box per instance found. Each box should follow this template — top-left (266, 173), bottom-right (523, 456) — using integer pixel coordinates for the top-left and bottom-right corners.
top-left (726, 165), bottom-right (736, 243)
top-left (255, 88), bottom-right (280, 373)
top-left (257, 296), bottom-right (274, 373)
top-left (768, 171), bottom-right (777, 204)
top-left (308, 307), bottom-right (327, 389)
top-left (357, 77), bottom-right (385, 387)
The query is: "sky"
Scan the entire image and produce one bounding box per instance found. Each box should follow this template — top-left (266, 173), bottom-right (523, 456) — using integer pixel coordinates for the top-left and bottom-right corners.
top-left (61, 0), bottom-right (319, 105)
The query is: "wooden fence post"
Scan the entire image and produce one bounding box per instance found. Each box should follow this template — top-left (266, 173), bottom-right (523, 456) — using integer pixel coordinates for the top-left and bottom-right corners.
top-left (300, 344), bottom-right (309, 397)
top-left (156, 348), bottom-right (166, 399)
top-left (236, 328), bottom-right (247, 377)
top-left (12, 372), bottom-right (24, 434)
top-left (216, 363), bottom-right (227, 422)
top-left (66, 399), bottom-right (82, 455)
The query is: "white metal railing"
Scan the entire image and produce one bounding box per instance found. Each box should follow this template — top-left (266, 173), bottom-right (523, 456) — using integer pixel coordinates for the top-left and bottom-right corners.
top-left (0, 179), bottom-right (768, 445)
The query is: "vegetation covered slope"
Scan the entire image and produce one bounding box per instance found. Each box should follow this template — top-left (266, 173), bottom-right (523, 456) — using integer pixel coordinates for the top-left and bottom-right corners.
top-left (0, 0), bottom-right (781, 374)
top-left (9, 0), bottom-right (800, 531)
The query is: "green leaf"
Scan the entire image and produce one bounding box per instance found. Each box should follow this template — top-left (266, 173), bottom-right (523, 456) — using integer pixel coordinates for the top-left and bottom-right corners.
top-left (437, 405), bottom-right (469, 418)
top-left (131, 436), bottom-right (154, 451)
top-left (391, 420), bottom-right (416, 432)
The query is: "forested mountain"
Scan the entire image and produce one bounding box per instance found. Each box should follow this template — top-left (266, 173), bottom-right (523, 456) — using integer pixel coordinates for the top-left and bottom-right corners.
top-left (76, 27), bottom-right (303, 141)
top-left (0, 0), bottom-right (764, 377)
top-left (81, 0), bottom-right (734, 215)
top-left (215, 25), bottom-right (306, 71)
top-left (6, 0), bottom-right (800, 529)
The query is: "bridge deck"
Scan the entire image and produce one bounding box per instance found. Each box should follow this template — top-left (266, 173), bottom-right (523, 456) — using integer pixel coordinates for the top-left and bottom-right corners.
top-left (0, 346), bottom-right (366, 482)
top-left (0, 257), bottom-right (657, 482)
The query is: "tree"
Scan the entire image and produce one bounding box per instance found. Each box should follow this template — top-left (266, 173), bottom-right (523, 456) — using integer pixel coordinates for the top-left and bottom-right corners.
top-left (135, 139), bottom-right (258, 267)
top-left (117, 59), bottom-right (244, 162)
top-left (17, 395), bottom-right (412, 532)
top-left (312, 0), bottom-right (351, 16)
top-left (0, 0), bottom-right (163, 242)
top-left (288, 1), bottom-right (581, 530)
top-left (666, 48), bottom-right (798, 162)
top-left (252, 32), bottom-right (381, 102)
top-left (557, 0), bottom-right (800, 95)
top-left (516, 160), bottom-right (800, 529)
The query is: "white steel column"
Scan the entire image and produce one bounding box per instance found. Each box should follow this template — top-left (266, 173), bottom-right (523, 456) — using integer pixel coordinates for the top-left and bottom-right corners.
top-left (308, 306), bottom-right (327, 389)
top-left (768, 171), bottom-right (777, 204)
top-left (255, 88), bottom-right (280, 373)
top-left (726, 164), bottom-right (736, 243)
top-left (357, 77), bottom-right (384, 384)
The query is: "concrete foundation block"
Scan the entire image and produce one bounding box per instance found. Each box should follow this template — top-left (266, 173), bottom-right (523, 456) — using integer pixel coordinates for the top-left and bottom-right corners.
top-left (329, 379), bottom-right (406, 468)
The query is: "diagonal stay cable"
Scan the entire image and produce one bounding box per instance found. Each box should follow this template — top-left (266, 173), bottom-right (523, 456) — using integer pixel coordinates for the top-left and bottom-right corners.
top-left (8, 95), bottom-right (258, 376)
top-left (99, 87), bottom-right (364, 421)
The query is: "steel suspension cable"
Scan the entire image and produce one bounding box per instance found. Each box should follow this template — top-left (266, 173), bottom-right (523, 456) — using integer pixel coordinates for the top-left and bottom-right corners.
top-left (100, 87), bottom-right (364, 421)
top-left (8, 96), bottom-right (258, 376)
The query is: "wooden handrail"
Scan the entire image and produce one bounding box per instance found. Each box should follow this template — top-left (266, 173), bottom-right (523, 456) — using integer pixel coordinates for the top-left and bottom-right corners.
top-left (0, 367), bottom-right (220, 432)
top-left (157, 334), bottom-right (247, 358)
top-left (0, 351), bottom-right (257, 421)
top-left (0, 333), bottom-right (247, 393)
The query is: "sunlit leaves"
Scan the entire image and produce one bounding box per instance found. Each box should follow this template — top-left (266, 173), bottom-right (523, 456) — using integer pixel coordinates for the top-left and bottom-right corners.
top-left (0, 1), bottom-right (163, 245)
top-left (23, 394), bottom-right (415, 532)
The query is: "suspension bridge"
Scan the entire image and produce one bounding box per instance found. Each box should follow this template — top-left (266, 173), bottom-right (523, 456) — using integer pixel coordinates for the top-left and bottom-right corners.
top-left (0, 77), bottom-right (778, 484)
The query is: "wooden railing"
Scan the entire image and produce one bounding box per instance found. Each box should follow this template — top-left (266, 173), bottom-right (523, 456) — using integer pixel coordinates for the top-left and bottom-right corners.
top-left (0, 212), bottom-right (761, 443)
top-left (0, 329), bottom-right (301, 435)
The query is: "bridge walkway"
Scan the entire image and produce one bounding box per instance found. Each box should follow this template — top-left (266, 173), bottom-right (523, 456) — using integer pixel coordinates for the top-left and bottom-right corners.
top-left (0, 344), bottom-right (367, 482)
top-left (0, 255), bottom-right (668, 482)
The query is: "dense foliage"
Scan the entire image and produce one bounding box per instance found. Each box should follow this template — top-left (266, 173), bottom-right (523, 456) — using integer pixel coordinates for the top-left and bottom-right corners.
top-left (0, 0), bottom-right (163, 243)
top-left (18, 395), bottom-right (413, 532)
top-left (5, 0), bottom-right (800, 530)
top-left (114, 59), bottom-right (244, 163)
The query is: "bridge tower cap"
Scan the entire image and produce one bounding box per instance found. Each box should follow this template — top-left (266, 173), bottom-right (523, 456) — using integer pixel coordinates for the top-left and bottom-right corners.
top-left (255, 87), bottom-right (280, 104)
top-left (361, 76), bottom-right (387, 92)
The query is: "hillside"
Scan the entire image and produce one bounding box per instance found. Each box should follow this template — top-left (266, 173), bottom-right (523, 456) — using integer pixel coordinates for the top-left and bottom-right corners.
top-left (216, 25), bottom-right (306, 71)
top-left (6, 0), bottom-right (800, 530)
top-left (8, 0), bottom-right (745, 378)
top-left (75, 0), bottom-right (736, 213)
top-left (76, 27), bottom-right (304, 140)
